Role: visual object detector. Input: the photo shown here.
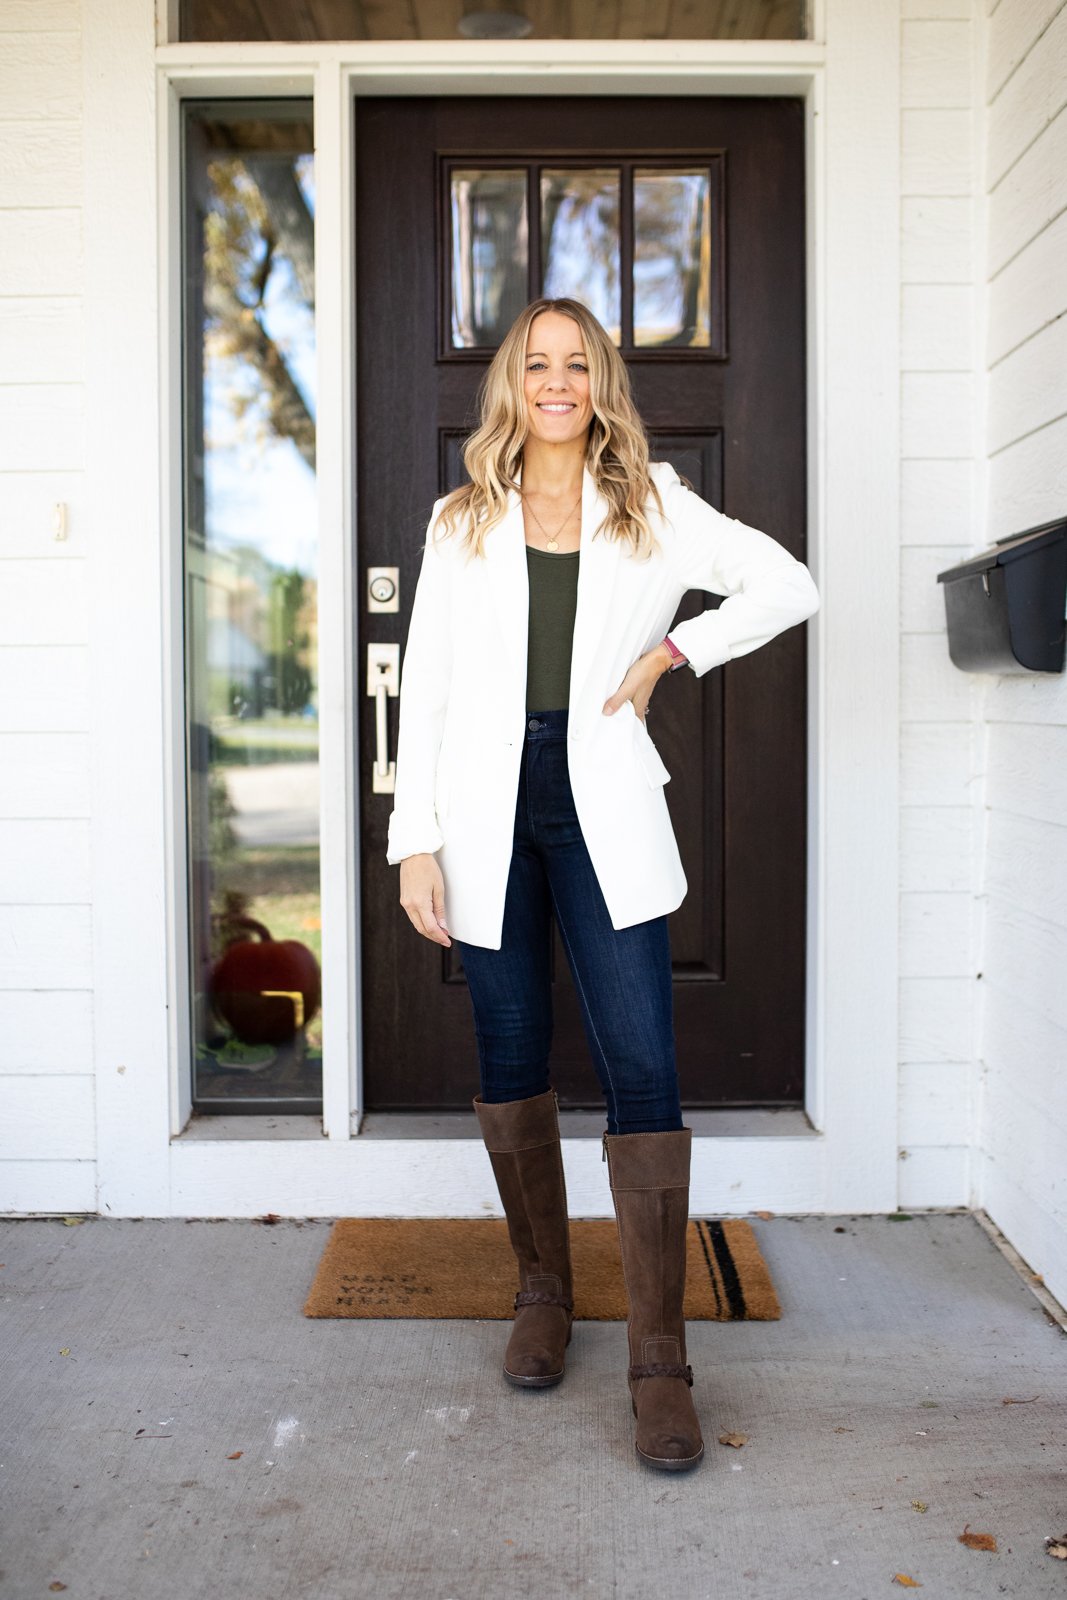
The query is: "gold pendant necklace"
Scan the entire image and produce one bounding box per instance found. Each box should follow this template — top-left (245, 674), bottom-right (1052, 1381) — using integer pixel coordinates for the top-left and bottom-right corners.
top-left (521, 489), bottom-right (582, 552)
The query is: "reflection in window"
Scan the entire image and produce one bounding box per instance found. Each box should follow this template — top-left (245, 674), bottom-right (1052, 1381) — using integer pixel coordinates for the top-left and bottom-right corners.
top-left (541, 169), bottom-right (621, 344)
top-left (450, 170), bottom-right (529, 348)
top-left (634, 170), bottom-right (712, 348)
top-left (182, 103), bottom-right (322, 1111)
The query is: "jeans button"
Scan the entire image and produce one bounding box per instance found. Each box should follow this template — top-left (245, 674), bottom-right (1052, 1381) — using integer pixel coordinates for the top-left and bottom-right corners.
top-left (527, 717), bottom-right (540, 731)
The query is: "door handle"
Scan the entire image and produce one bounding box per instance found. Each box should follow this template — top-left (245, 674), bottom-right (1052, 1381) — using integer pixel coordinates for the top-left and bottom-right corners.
top-left (367, 641), bottom-right (400, 793)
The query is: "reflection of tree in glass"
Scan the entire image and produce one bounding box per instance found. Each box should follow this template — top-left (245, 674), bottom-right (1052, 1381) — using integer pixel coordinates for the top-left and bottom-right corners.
top-left (451, 172), bottom-right (528, 348)
top-left (633, 171), bottom-right (712, 348)
top-left (271, 569), bottom-right (314, 715)
top-left (541, 171), bottom-right (621, 342)
top-left (203, 156), bottom-right (315, 468)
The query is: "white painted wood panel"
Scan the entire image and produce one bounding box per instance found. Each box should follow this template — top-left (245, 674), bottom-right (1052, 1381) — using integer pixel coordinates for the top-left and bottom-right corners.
top-left (900, 458), bottom-right (976, 544)
top-left (983, 809), bottom-right (1067, 927)
top-left (0, 387), bottom-right (83, 473)
top-left (0, 905), bottom-right (92, 988)
top-left (987, 312), bottom-right (1067, 455)
top-left (903, 0), bottom-right (973, 16)
top-left (901, 634), bottom-right (977, 721)
top-left (901, 284), bottom-right (974, 370)
top-left (898, 1059), bottom-right (972, 1142)
top-left (0, 1075), bottom-right (95, 1160)
top-left (986, 1), bottom-right (1067, 188)
top-left (984, 721), bottom-right (1067, 826)
top-left (901, 19), bottom-right (973, 106)
top-left (900, 807), bottom-right (973, 890)
top-left (0, 2), bottom-right (79, 29)
top-left (0, 476), bottom-right (86, 557)
top-left (0, 558), bottom-right (86, 643)
top-left (976, 1153), bottom-right (1067, 1309)
top-left (987, 206), bottom-right (1067, 367)
top-left (901, 372), bottom-right (975, 457)
top-left (897, 1143), bottom-right (970, 1206)
top-left (0, 299), bottom-right (83, 384)
top-left (987, 102), bottom-right (1067, 276)
top-left (0, 121), bottom-right (81, 208)
top-left (0, 32), bottom-right (80, 119)
top-left (901, 108), bottom-right (973, 193)
top-left (900, 891), bottom-right (974, 976)
top-left (985, 0), bottom-right (1064, 101)
top-left (900, 722), bottom-right (974, 806)
top-left (899, 976), bottom-right (976, 1061)
top-left (0, 1159), bottom-right (95, 1214)
top-left (0, 820), bottom-right (90, 901)
top-left (0, 647), bottom-right (90, 731)
top-left (901, 196), bottom-right (974, 282)
top-left (0, 211), bottom-right (82, 296)
top-left (0, 732), bottom-right (90, 817)
top-left (980, 982), bottom-right (1067, 1130)
top-left (979, 1074), bottom-right (1066, 1225)
top-left (0, 989), bottom-right (93, 1073)
top-left (901, 544), bottom-right (972, 629)
top-left (987, 410), bottom-right (1067, 531)
top-left (981, 898), bottom-right (1067, 1031)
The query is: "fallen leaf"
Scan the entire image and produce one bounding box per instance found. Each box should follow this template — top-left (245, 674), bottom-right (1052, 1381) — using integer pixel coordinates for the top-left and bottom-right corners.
top-left (752, 1209), bottom-right (775, 1220)
top-left (61, 1217), bottom-right (84, 1227)
top-left (49, 1585), bottom-right (67, 1593)
top-left (892, 1575), bottom-right (921, 1587)
top-left (911, 1501), bottom-right (928, 1513)
top-left (718, 1431), bottom-right (748, 1448)
top-left (958, 1524), bottom-right (997, 1552)
top-left (1001, 1395), bottom-right (1039, 1405)
top-left (227, 1450), bottom-right (243, 1460)
top-left (59, 1348), bottom-right (70, 1357)
top-left (1044, 1534), bottom-right (1067, 1559)
top-left (261, 1213), bottom-right (281, 1225)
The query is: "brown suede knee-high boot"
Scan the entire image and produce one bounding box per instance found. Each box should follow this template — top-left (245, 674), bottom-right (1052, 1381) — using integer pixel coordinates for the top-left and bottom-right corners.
top-left (603, 1127), bottom-right (705, 1471)
top-left (473, 1089), bottom-right (574, 1387)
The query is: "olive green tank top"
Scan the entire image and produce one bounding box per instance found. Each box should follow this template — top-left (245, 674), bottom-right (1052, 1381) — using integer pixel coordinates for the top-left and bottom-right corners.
top-left (525, 544), bottom-right (580, 711)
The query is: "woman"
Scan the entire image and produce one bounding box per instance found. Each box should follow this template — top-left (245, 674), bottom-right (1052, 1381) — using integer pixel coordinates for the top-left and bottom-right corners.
top-left (386, 296), bottom-right (819, 1473)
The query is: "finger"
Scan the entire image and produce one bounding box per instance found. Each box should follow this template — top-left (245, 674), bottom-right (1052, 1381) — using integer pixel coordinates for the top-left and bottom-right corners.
top-left (415, 896), bottom-right (451, 946)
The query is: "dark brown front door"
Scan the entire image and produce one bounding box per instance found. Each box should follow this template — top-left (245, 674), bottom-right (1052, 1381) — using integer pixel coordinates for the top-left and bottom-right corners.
top-left (357, 96), bottom-right (809, 1113)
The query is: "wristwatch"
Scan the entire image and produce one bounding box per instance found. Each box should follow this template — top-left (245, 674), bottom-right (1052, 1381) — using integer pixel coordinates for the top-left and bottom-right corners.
top-left (661, 634), bottom-right (689, 672)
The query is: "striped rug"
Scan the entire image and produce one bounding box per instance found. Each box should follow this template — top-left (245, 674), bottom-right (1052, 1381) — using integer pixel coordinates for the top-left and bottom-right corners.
top-left (303, 1217), bottom-right (780, 1320)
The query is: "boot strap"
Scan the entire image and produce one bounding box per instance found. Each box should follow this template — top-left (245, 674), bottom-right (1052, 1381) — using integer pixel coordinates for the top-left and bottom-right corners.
top-left (628, 1362), bottom-right (694, 1386)
top-left (514, 1289), bottom-right (573, 1311)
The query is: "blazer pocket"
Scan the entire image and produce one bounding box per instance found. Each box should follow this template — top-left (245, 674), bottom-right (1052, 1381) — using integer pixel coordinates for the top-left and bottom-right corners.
top-left (627, 705), bottom-right (671, 786)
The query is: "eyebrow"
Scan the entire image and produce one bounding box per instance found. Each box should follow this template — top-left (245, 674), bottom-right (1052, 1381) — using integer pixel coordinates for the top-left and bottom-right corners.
top-left (526, 350), bottom-right (587, 358)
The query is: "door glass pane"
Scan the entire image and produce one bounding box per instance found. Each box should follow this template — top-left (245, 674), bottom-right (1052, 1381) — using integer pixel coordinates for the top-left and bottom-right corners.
top-left (541, 169), bottom-right (621, 344)
top-left (633, 169), bottom-right (712, 349)
top-left (450, 169), bottom-right (528, 348)
top-left (182, 103), bottom-right (323, 1112)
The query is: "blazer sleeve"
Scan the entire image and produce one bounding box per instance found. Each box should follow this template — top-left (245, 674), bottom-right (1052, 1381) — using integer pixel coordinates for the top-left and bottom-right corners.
top-left (659, 469), bottom-right (820, 678)
top-left (385, 499), bottom-right (453, 865)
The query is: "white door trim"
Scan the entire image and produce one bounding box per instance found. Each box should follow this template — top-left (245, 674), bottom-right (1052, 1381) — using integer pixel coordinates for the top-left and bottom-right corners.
top-left (82, 1), bottom-right (900, 1216)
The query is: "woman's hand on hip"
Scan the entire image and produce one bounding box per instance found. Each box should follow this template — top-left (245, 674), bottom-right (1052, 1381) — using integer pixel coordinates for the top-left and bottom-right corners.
top-left (602, 643), bottom-right (673, 723)
top-left (399, 853), bottom-right (451, 947)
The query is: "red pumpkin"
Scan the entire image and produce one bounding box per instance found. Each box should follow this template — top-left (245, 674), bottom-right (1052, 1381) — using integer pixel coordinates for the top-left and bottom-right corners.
top-left (210, 915), bottom-right (321, 1045)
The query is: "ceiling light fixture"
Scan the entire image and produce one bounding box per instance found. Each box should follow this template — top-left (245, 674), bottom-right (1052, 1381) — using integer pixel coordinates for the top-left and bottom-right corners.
top-left (458, 9), bottom-right (534, 39)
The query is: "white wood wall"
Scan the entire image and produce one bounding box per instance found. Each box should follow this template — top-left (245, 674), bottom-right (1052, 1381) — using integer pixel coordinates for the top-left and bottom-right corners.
top-left (897, 0), bottom-right (982, 1207)
top-left (0, 0), bottom-right (96, 1212)
top-left (974, 0), bottom-right (1067, 1308)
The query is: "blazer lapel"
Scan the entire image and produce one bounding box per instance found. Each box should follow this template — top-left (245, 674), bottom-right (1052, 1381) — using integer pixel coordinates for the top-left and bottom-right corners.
top-left (482, 463), bottom-right (624, 710)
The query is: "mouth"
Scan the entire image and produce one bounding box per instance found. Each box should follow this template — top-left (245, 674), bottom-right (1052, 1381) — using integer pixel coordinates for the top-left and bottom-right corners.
top-left (537, 402), bottom-right (577, 415)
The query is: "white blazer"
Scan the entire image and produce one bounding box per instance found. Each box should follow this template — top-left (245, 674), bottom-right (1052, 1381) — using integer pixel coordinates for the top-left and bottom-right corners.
top-left (386, 459), bottom-right (820, 950)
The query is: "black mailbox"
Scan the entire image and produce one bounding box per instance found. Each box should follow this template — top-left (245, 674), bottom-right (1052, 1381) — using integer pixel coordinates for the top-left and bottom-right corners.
top-left (936, 516), bottom-right (1067, 674)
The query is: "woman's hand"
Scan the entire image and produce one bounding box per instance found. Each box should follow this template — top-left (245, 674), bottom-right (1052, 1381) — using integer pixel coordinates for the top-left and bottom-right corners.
top-left (602, 643), bottom-right (673, 723)
top-left (399, 853), bottom-right (452, 947)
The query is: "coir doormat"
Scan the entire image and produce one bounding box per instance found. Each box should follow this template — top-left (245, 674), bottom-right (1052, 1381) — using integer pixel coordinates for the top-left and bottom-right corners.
top-left (303, 1218), bottom-right (780, 1321)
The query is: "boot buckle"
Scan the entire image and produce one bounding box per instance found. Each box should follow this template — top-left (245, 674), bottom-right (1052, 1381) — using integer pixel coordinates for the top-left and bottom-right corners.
top-left (514, 1289), bottom-right (574, 1311)
top-left (628, 1362), bottom-right (694, 1386)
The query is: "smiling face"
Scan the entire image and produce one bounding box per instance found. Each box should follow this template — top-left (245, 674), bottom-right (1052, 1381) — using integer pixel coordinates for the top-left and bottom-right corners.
top-left (522, 310), bottom-right (594, 447)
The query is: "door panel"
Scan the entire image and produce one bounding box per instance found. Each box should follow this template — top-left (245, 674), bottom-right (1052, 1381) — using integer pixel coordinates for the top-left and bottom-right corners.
top-left (357, 96), bottom-right (809, 1111)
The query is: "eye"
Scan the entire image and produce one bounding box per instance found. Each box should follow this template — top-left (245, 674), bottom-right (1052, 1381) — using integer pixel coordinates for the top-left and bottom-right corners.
top-left (526, 360), bottom-right (547, 371)
top-left (569, 362), bottom-right (588, 373)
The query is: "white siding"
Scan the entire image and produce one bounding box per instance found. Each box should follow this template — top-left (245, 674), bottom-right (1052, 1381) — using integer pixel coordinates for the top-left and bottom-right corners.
top-left (976, 0), bottom-right (1067, 1311)
top-left (898, 1), bottom-right (982, 1207)
top-left (0, 0), bottom-right (94, 1212)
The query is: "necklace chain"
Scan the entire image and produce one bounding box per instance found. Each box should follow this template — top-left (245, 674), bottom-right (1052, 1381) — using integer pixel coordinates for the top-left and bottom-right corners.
top-left (521, 489), bottom-right (582, 552)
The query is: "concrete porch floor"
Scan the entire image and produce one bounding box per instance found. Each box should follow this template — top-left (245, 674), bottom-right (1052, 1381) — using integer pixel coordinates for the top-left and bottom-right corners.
top-left (0, 1211), bottom-right (1064, 1600)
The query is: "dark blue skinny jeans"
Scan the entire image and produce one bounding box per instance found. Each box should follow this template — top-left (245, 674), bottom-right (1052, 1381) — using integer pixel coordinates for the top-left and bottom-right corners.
top-left (453, 706), bottom-right (684, 1135)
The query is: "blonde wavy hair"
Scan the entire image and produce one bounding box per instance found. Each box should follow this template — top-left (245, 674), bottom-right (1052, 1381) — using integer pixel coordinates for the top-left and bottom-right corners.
top-left (435, 297), bottom-right (664, 562)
